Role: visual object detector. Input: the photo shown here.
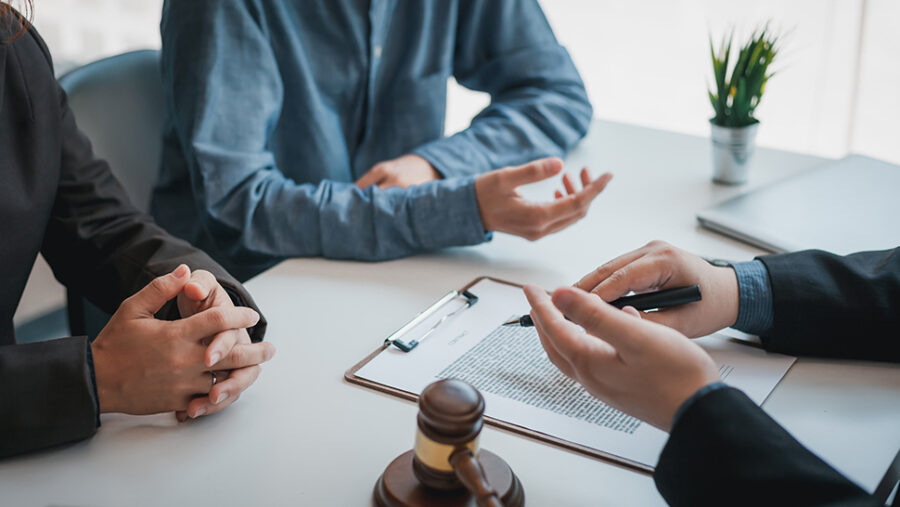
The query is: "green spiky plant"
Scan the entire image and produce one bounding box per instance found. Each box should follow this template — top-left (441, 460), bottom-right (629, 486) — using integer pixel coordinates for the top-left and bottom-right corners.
top-left (709, 27), bottom-right (780, 128)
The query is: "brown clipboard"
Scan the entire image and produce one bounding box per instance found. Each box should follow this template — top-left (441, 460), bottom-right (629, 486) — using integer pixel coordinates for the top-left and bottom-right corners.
top-left (344, 276), bottom-right (654, 474)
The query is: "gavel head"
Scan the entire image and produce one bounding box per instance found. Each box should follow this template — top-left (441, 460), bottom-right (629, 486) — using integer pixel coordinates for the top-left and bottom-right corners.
top-left (412, 379), bottom-right (485, 491)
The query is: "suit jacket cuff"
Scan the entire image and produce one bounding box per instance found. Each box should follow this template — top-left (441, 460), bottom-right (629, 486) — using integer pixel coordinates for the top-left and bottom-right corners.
top-left (655, 386), bottom-right (871, 506)
top-left (0, 336), bottom-right (99, 458)
top-left (85, 339), bottom-right (101, 427)
top-left (670, 381), bottom-right (728, 428)
top-left (221, 284), bottom-right (267, 343)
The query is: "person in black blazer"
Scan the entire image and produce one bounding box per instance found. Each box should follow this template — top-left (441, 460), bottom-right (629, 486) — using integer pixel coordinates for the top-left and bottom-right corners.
top-left (0, 7), bottom-right (275, 458)
top-left (524, 240), bottom-right (899, 506)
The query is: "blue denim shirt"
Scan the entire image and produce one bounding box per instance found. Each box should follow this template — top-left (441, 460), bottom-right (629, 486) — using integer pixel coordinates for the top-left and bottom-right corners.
top-left (732, 260), bottom-right (775, 336)
top-left (151, 0), bottom-right (592, 280)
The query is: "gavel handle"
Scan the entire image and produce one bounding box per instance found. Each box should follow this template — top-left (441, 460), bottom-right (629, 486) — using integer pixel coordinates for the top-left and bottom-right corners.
top-left (449, 449), bottom-right (504, 507)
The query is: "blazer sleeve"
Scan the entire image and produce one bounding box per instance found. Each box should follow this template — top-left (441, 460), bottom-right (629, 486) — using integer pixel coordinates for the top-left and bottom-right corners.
top-left (0, 337), bottom-right (99, 458)
top-left (0, 23), bottom-right (268, 459)
top-left (758, 248), bottom-right (899, 361)
top-left (654, 386), bottom-right (882, 507)
top-left (39, 57), bottom-right (266, 342)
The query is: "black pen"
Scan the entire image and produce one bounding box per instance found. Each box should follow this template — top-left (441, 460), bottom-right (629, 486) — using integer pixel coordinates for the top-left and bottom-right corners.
top-left (504, 285), bottom-right (702, 327)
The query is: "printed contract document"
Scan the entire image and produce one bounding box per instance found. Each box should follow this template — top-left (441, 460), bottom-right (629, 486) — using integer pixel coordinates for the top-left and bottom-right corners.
top-left (354, 278), bottom-right (796, 469)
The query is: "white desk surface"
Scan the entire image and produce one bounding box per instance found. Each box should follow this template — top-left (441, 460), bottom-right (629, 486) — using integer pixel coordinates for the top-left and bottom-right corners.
top-left (2, 120), bottom-right (899, 506)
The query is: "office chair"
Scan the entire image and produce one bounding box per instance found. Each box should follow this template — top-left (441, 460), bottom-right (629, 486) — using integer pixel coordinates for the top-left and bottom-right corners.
top-left (58, 49), bottom-right (164, 339)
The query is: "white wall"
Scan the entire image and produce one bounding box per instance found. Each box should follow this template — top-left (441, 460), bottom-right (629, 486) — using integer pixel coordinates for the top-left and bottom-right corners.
top-left (14, 0), bottom-right (900, 324)
top-left (452, 0), bottom-right (898, 164)
top-left (32, 0), bottom-right (900, 164)
top-left (852, 0), bottom-right (900, 164)
top-left (32, 0), bottom-right (163, 70)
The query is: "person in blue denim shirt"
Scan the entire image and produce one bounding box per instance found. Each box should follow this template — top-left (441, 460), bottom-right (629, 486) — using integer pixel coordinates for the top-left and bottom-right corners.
top-left (152, 0), bottom-right (610, 281)
top-left (525, 241), bottom-right (899, 506)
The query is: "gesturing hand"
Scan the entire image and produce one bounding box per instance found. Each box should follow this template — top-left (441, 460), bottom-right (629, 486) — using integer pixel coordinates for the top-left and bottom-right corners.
top-left (91, 265), bottom-right (274, 417)
top-left (356, 154), bottom-right (442, 190)
top-left (175, 269), bottom-right (276, 420)
top-left (524, 285), bottom-right (721, 431)
top-left (574, 241), bottom-right (739, 338)
top-left (475, 158), bottom-right (613, 241)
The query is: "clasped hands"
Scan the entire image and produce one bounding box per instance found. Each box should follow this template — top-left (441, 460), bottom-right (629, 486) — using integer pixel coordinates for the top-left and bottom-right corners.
top-left (356, 154), bottom-right (614, 241)
top-left (524, 241), bottom-right (740, 431)
top-left (91, 264), bottom-right (276, 421)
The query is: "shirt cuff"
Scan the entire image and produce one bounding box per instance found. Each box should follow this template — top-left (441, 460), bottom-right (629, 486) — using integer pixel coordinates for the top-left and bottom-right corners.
top-left (671, 381), bottom-right (729, 429)
top-left (410, 176), bottom-right (492, 249)
top-left (731, 260), bottom-right (775, 336)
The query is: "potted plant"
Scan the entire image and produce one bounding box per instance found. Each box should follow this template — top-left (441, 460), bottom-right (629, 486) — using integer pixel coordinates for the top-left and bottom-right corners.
top-left (708, 27), bottom-right (780, 184)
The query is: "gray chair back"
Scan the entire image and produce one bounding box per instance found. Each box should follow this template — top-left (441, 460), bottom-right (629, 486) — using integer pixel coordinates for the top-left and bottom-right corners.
top-left (58, 49), bottom-right (163, 211)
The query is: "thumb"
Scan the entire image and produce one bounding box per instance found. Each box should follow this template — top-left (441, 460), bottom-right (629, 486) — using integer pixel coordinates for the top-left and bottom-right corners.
top-left (126, 264), bottom-right (191, 316)
top-left (550, 287), bottom-right (646, 355)
top-left (502, 157), bottom-right (563, 188)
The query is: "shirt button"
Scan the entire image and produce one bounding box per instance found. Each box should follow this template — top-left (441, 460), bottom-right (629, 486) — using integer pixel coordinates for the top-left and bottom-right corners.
top-left (374, 45), bottom-right (383, 58)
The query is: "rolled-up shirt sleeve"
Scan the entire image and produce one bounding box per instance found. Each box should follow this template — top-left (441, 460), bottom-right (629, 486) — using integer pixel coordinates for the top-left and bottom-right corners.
top-left (413, 0), bottom-right (592, 178)
top-left (161, 0), bottom-right (488, 266)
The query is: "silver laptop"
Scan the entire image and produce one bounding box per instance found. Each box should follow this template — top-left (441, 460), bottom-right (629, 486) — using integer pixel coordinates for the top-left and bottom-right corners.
top-left (697, 155), bottom-right (900, 256)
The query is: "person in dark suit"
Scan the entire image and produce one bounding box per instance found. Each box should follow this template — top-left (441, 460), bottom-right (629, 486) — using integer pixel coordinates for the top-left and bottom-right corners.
top-left (524, 240), bottom-right (899, 506)
top-left (0, 5), bottom-right (275, 458)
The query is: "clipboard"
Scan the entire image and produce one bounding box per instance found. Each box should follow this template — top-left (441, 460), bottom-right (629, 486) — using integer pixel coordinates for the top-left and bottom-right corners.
top-left (344, 276), bottom-right (654, 474)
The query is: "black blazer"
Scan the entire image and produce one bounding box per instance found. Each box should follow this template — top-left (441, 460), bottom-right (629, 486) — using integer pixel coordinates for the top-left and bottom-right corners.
top-left (655, 248), bottom-right (900, 506)
top-left (0, 22), bottom-right (266, 458)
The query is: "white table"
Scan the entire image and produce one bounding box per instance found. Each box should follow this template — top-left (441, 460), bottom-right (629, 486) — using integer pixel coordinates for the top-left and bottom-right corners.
top-left (2, 120), bottom-right (899, 506)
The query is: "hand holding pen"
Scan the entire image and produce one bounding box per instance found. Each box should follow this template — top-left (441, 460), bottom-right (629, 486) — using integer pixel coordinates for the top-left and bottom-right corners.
top-left (505, 285), bottom-right (702, 327)
top-left (570, 241), bottom-right (742, 338)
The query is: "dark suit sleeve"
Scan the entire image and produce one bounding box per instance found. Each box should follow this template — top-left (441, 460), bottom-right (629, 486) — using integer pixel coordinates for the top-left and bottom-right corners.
top-left (0, 24), bottom-right (266, 459)
top-left (654, 386), bottom-right (882, 507)
top-left (758, 248), bottom-right (899, 361)
top-left (0, 337), bottom-right (99, 458)
top-left (35, 41), bottom-right (266, 342)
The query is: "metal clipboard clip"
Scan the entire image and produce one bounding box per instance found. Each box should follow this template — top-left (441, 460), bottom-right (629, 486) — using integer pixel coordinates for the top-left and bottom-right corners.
top-left (386, 290), bottom-right (479, 352)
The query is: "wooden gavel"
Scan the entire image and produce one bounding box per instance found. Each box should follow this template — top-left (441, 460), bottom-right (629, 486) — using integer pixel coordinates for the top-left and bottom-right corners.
top-left (374, 379), bottom-right (524, 507)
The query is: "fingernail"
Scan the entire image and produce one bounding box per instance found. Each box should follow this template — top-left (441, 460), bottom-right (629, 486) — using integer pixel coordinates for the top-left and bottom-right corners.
top-left (193, 407), bottom-right (206, 418)
top-left (208, 352), bottom-right (221, 366)
top-left (173, 264), bottom-right (189, 278)
top-left (215, 392), bottom-right (228, 404)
